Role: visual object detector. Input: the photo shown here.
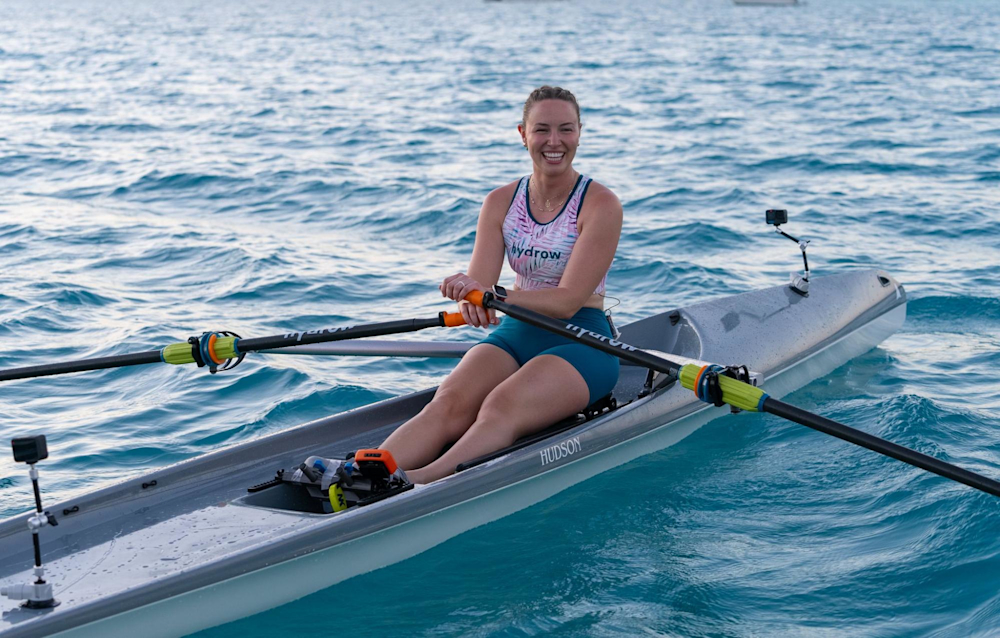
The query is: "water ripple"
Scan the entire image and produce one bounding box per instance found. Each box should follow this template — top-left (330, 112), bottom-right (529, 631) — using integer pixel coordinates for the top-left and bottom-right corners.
top-left (1, 0), bottom-right (999, 635)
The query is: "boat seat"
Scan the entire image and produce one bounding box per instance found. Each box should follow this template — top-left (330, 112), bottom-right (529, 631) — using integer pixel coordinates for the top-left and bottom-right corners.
top-left (582, 393), bottom-right (617, 419)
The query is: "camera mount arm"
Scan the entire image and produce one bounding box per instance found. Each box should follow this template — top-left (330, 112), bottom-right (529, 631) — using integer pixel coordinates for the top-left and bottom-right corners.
top-left (765, 209), bottom-right (811, 296)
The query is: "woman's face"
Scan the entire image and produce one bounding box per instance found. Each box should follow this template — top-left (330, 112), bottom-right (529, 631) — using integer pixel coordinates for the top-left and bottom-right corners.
top-left (519, 99), bottom-right (580, 177)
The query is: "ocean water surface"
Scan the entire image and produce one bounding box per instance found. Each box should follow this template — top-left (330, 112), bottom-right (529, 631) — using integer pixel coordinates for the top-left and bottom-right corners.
top-left (1, 0), bottom-right (999, 635)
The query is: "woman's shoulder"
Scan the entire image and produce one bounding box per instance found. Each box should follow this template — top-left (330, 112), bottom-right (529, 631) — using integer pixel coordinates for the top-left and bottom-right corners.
top-left (483, 178), bottom-right (523, 207)
top-left (579, 178), bottom-right (623, 218)
top-left (479, 178), bottom-right (524, 220)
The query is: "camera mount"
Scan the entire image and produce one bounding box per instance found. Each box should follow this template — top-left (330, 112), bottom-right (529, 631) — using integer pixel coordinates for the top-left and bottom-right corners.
top-left (2, 435), bottom-right (59, 610)
top-left (765, 209), bottom-right (810, 296)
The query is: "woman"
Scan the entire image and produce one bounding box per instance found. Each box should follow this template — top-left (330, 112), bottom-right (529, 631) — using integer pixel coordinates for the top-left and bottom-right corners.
top-left (381, 86), bottom-right (623, 484)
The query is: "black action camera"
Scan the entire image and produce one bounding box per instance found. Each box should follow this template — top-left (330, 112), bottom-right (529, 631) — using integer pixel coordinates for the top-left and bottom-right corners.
top-left (12, 435), bottom-right (48, 464)
top-left (766, 209), bottom-right (788, 226)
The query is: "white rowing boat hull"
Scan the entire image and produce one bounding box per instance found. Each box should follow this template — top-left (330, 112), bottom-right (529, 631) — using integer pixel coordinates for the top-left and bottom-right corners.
top-left (1, 270), bottom-right (906, 637)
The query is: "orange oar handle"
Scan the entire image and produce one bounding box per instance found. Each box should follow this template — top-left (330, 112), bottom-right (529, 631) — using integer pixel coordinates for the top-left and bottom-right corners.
top-left (464, 290), bottom-right (485, 308)
top-left (441, 312), bottom-right (467, 327)
top-left (441, 291), bottom-right (490, 326)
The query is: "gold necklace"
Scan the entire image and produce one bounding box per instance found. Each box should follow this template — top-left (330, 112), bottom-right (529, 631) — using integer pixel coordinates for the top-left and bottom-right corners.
top-left (529, 178), bottom-right (574, 213)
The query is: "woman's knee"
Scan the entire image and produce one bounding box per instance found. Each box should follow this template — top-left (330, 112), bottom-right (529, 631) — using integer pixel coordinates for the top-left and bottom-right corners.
top-left (422, 390), bottom-right (478, 434)
top-left (476, 388), bottom-right (512, 422)
top-left (430, 386), bottom-right (481, 417)
top-left (463, 411), bottom-right (519, 448)
top-left (473, 391), bottom-right (530, 440)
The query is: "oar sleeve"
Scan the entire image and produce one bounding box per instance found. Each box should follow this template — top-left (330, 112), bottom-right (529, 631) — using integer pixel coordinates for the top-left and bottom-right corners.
top-left (679, 364), bottom-right (769, 412)
top-left (160, 336), bottom-right (239, 366)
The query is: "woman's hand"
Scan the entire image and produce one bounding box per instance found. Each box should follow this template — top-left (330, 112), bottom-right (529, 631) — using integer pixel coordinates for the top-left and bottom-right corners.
top-left (440, 273), bottom-right (498, 328)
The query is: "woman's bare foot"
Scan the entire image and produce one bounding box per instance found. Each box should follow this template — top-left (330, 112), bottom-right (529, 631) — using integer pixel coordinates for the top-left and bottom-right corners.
top-left (404, 467), bottom-right (431, 485)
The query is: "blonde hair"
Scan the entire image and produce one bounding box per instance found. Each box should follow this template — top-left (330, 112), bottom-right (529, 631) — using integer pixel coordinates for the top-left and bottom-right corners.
top-left (521, 86), bottom-right (581, 128)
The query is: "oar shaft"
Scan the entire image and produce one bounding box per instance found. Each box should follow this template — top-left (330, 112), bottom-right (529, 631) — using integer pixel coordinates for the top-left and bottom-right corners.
top-left (763, 398), bottom-right (1000, 498)
top-left (480, 295), bottom-right (682, 377)
top-left (267, 340), bottom-right (472, 358)
top-left (0, 313), bottom-right (466, 382)
top-left (0, 350), bottom-right (162, 382)
top-left (238, 317), bottom-right (447, 353)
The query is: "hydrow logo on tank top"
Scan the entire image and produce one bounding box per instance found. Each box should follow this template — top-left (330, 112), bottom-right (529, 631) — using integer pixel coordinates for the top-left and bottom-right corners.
top-left (507, 241), bottom-right (562, 262)
top-left (540, 436), bottom-right (582, 466)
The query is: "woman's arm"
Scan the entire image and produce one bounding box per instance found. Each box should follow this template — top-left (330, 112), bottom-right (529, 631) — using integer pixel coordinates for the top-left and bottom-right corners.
top-left (465, 188), bottom-right (509, 290)
top-left (502, 183), bottom-right (623, 319)
top-left (440, 183), bottom-right (515, 327)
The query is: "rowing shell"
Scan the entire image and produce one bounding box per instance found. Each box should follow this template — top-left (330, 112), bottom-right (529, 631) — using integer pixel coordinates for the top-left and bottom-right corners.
top-left (0, 269), bottom-right (905, 637)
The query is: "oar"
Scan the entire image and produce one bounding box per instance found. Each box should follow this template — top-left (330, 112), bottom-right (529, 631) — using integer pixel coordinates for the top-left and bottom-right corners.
top-left (268, 341), bottom-right (472, 358)
top-left (0, 312), bottom-right (467, 382)
top-left (466, 291), bottom-right (1000, 500)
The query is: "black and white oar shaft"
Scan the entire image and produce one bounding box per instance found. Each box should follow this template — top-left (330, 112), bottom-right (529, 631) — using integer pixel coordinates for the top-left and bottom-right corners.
top-left (467, 291), bottom-right (684, 378)
top-left (236, 315), bottom-right (458, 352)
top-left (763, 398), bottom-right (1000, 498)
top-left (0, 312), bottom-right (466, 383)
top-left (471, 291), bottom-right (1000, 500)
top-left (0, 350), bottom-right (164, 383)
top-left (268, 340), bottom-right (473, 358)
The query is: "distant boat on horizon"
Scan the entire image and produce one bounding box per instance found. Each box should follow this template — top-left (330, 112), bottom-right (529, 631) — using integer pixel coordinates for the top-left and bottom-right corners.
top-left (734, 0), bottom-right (799, 5)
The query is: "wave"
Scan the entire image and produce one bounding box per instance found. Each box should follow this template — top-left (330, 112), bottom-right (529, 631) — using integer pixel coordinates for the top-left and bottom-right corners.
top-left (0, 222), bottom-right (37, 239)
top-left (626, 186), bottom-right (759, 211)
top-left (110, 171), bottom-right (254, 198)
top-left (907, 295), bottom-right (1000, 327)
top-left (59, 122), bottom-right (162, 134)
top-left (34, 286), bottom-right (118, 307)
top-left (845, 116), bottom-right (894, 127)
top-left (844, 139), bottom-right (913, 150)
top-left (746, 155), bottom-right (943, 177)
top-left (627, 221), bottom-right (750, 252)
top-left (956, 106), bottom-right (1000, 118)
top-left (0, 154), bottom-right (91, 177)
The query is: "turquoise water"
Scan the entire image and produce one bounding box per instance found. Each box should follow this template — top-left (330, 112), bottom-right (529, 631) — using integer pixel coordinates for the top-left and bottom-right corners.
top-left (2, 0), bottom-right (999, 634)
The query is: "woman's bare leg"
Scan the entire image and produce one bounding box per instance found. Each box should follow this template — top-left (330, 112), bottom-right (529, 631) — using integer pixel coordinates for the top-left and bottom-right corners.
top-left (406, 354), bottom-right (590, 484)
top-left (380, 344), bottom-right (519, 471)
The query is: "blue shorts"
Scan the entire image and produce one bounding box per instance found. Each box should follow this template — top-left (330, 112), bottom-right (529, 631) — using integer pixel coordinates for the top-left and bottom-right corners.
top-left (479, 307), bottom-right (620, 405)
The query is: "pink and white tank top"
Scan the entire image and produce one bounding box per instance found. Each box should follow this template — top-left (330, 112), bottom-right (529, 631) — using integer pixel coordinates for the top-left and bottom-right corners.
top-left (502, 174), bottom-right (607, 294)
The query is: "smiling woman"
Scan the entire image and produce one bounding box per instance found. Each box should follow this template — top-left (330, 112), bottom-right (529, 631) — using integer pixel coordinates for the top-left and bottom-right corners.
top-left (380, 86), bottom-right (624, 484)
